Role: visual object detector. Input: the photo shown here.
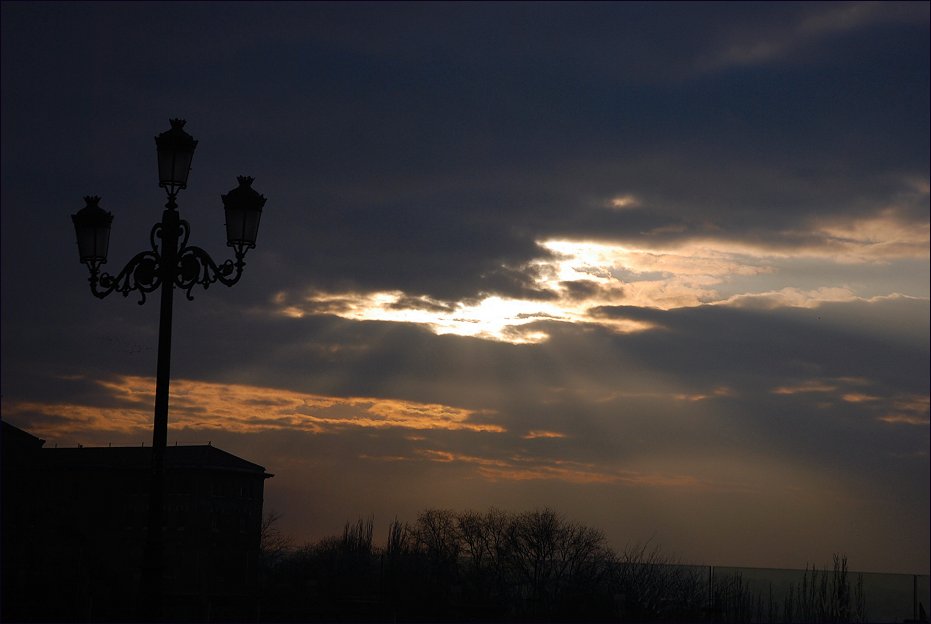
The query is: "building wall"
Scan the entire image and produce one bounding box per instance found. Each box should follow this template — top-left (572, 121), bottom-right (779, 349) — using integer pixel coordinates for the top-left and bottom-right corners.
top-left (1, 423), bottom-right (270, 622)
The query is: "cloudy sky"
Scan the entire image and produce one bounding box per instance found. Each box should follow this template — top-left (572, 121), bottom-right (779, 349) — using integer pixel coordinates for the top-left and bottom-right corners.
top-left (2, 2), bottom-right (928, 574)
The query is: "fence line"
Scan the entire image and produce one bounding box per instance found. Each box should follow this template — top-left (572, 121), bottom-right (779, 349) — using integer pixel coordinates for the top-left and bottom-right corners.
top-left (679, 563), bottom-right (929, 623)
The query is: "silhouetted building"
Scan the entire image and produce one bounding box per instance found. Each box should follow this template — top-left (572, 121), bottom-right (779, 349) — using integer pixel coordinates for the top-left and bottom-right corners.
top-left (1, 419), bottom-right (272, 622)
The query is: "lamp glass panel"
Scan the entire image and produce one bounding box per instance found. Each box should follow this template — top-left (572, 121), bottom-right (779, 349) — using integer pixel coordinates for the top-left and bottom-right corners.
top-left (157, 147), bottom-right (194, 189)
top-left (241, 209), bottom-right (262, 246)
top-left (75, 222), bottom-right (110, 263)
top-left (225, 205), bottom-right (262, 247)
top-left (95, 226), bottom-right (111, 262)
top-left (225, 204), bottom-right (245, 245)
top-left (75, 223), bottom-right (95, 261)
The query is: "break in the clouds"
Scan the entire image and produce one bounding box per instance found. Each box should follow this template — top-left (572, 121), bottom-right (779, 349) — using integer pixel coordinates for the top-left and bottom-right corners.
top-left (1, 2), bottom-right (928, 574)
top-left (272, 200), bottom-right (929, 342)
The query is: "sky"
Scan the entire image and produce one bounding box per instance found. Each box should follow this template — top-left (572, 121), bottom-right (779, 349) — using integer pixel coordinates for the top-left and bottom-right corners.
top-left (1, 1), bottom-right (928, 574)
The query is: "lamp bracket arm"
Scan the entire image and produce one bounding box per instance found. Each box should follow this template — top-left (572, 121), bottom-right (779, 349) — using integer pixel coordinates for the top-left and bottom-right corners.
top-left (174, 243), bottom-right (246, 301)
top-left (89, 249), bottom-right (163, 305)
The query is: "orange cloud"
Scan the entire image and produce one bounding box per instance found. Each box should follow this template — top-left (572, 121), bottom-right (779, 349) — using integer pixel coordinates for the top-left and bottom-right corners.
top-left (878, 394), bottom-right (930, 426)
top-left (771, 381), bottom-right (838, 395)
top-left (879, 414), bottom-right (930, 426)
top-left (522, 430), bottom-right (568, 439)
top-left (674, 386), bottom-right (736, 402)
top-left (770, 381), bottom-right (930, 429)
top-left (410, 449), bottom-right (702, 487)
top-left (842, 393), bottom-right (879, 403)
top-left (3, 375), bottom-right (506, 441)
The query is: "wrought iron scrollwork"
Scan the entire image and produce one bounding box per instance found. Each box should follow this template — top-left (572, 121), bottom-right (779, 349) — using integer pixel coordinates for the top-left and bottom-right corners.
top-left (175, 246), bottom-right (244, 301)
top-left (174, 217), bottom-right (246, 300)
top-left (88, 223), bottom-right (163, 304)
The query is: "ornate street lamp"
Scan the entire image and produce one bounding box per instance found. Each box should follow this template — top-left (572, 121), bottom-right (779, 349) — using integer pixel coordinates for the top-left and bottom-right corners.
top-left (71, 119), bottom-right (266, 620)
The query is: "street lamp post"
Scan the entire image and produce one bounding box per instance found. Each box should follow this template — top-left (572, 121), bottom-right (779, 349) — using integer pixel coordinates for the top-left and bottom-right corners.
top-left (71, 119), bottom-right (266, 620)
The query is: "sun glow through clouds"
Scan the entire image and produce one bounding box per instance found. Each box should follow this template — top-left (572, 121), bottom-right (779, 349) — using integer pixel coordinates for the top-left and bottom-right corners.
top-left (275, 238), bottom-right (755, 343)
top-left (273, 202), bottom-right (929, 345)
top-left (276, 234), bottom-right (779, 342)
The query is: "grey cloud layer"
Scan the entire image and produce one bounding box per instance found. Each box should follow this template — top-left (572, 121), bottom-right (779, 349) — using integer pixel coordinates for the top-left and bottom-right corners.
top-left (4, 3), bottom-right (928, 304)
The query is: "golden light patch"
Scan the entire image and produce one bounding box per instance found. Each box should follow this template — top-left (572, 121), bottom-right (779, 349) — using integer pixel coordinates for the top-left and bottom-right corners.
top-left (673, 387), bottom-right (734, 402)
top-left (608, 194), bottom-right (640, 209)
top-left (771, 381), bottom-right (838, 395)
top-left (522, 430), bottom-right (567, 439)
top-left (878, 394), bottom-right (931, 425)
top-left (771, 383), bottom-right (929, 430)
top-left (879, 414), bottom-right (930, 426)
top-left (674, 393), bottom-right (711, 402)
top-left (892, 395), bottom-right (930, 414)
top-left (842, 393), bottom-right (879, 403)
top-left (673, 386), bottom-right (736, 403)
top-left (281, 306), bottom-right (306, 319)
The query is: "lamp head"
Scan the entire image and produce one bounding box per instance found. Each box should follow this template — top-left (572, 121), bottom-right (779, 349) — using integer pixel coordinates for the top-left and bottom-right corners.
top-left (72, 196), bottom-right (113, 264)
top-left (222, 176), bottom-right (266, 250)
top-left (155, 118), bottom-right (198, 195)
